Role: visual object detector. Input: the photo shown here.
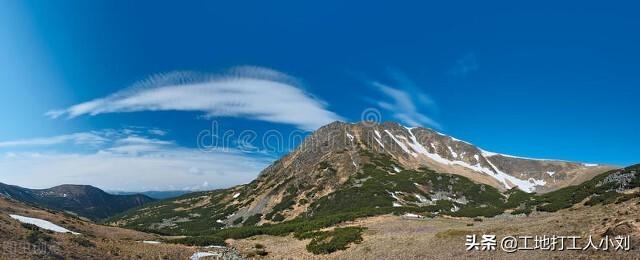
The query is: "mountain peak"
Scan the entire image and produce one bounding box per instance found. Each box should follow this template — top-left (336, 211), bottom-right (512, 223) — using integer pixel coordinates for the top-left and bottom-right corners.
top-left (106, 120), bottom-right (629, 236)
top-left (294, 121), bottom-right (613, 193)
top-left (48, 184), bottom-right (104, 193)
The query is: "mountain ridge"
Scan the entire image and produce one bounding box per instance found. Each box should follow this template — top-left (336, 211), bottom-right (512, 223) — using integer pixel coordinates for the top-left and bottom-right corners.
top-left (108, 121), bottom-right (630, 238)
top-left (257, 121), bottom-right (613, 193)
top-left (108, 190), bottom-right (192, 200)
top-left (0, 182), bottom-right (155, 220)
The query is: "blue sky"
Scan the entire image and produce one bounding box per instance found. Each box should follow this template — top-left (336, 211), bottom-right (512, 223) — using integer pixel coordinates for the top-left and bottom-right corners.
top-left (0, 1), bottom-right (638, 191)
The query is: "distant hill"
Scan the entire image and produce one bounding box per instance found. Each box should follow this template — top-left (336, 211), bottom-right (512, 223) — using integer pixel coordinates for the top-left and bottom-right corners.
top-left (108, 190), bottom-right (192, 200)
top-left (0, 183), bottom-right (155, 220)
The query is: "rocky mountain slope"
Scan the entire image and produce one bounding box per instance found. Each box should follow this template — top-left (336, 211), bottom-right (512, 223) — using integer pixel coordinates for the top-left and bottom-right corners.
top-left (109, 121), bottom-right (625, 238)
top-left (0, 183), bottom-right (155, 220)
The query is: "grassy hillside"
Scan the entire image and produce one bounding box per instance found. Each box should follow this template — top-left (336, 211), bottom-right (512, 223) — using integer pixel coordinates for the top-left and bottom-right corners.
top-left (108, 150), bottom-right (639, 254)
top-left (0, 197), bottom-right (195, 259)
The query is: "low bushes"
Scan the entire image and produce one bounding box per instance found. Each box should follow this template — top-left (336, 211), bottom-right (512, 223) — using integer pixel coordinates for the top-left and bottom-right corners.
top-left (172, 235), bottom-right (225, 246)
top-left (305, 227), bottom-right (365, 254)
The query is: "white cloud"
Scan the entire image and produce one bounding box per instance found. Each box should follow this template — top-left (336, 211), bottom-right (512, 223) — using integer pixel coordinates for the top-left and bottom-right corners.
top-left (147, 129), bottom-right (167, 136)
top-left (0, 127), bottom-right (168, 149)
top-left (46, 66), bottom-right (342, 130)
top-left (0, 150), bottom-right (270, 192)
top-left (0, 132), bottom-right (108, 148)
top-left (0, 128), bottom-right (273, 191)
top-left (370, 72), bottom-right (441, 129)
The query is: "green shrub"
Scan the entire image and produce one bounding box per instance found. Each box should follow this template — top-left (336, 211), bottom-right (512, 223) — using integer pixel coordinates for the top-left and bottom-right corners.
top-left (172, 235), bottom-right (225, 246)
top-left (243, 214), bottom-right (262, 226)
top-left (256, 249), bottom-right (268, 256)
top-left (510, 207), bottom-right (532, 216)
top-left (271, 213), bottom-right (285, 222)
top-left (306, 227), bottom-right (365, 254)
top-left (265, 196), bottom-right (295, 219)
top-left (21, 223), bottom-right (40, 231)
top-left (26, 230), bottom-right (52, 244)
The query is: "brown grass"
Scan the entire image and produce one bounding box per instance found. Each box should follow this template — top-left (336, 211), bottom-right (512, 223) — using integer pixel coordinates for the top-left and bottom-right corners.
top-left (0, 197), bottom-right (197, 259)
top-left (230, 198), bottom-right (640, 259)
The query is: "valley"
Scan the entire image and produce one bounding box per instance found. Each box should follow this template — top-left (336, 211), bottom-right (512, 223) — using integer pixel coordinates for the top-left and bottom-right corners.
top-left (2, 121), bottom-right (638, 259)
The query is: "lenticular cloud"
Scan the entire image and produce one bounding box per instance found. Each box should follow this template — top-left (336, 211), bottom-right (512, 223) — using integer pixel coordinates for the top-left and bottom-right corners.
top-left (46, 66), bottom-right (341, 130)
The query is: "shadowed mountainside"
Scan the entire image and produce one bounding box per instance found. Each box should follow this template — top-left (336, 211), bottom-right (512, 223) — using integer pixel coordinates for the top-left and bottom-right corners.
top-left (0, 183), bottom-right (155, 220)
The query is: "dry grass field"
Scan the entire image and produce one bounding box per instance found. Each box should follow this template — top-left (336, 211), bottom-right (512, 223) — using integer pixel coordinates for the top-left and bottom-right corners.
top-left (230, 198), bottom-right (640, 259)
top-left (0, 197), bottom-right (198, 259)
top-left (2, 193), bottom-right (638, 259)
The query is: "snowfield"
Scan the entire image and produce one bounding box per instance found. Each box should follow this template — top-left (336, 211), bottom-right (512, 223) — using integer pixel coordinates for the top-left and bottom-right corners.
top-left (190, 252), bottom-right (221, 260)
top-left (383, 128), bottom-right (548, 193)
top-left (9, 214), bottom-right (80, 234)
top-left (403, 213), bottom-right (422, 218)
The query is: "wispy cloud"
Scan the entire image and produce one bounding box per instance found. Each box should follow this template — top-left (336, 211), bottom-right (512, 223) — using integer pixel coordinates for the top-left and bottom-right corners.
top-left (369, 70), bottom-right (441, 129)
top-left (46, 66), bottom-right (342, 131)
top-left (0, 150), bottom-right (271, 192)
top-left (0, 132), bottom-right (109, 148)
top-left (0, 128), bottom-right (273, 191)
top-left (147, 129), bottom-right (167, 136)
top-left (0, 127), bottom-right (169, 149)
top-left (450, 53), bottom-right (478, 77)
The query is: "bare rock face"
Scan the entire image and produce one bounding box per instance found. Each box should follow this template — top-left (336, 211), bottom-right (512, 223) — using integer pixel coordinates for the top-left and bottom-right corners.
top-left (225, 121), bottom-right (614, 223)
top-left (274, 121), bottom-right (613, 192)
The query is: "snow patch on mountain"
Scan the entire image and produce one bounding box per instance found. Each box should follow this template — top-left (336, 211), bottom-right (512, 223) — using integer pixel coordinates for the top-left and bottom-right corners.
top-left (403, 213), bottom-right (422, 218)
top-left (374, 136), bottom-right (385, 148)
top-left (414, 193), bottom-right (428, 203)
top-left (447, 146), bottom-right (458, 158)
top-left (483, 157), bottom-right (546, 192)
top-left (9, 214), bottom-right (80, 234)
top-left (385, 128), bottom-right (547, 193)
top-left (190, 252), bottom-right (220, 260)
top-left (384, 130), bottom-right (416, 156)
top-left (481, 149), bottom-right (557, 161)
top-left (346, 132), bottom-right (355, 142)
